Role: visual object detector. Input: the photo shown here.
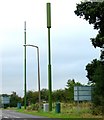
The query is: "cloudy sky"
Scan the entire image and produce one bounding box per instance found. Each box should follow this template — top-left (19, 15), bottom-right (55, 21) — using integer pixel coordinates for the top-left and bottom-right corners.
top-left (1, 0), bottom-right (100, 97)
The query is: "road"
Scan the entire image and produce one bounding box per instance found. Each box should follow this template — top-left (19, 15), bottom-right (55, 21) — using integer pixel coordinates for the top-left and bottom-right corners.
top-left (1, 109), bottom-right (46, 119)
top-left (0, 109), bottom-right (2, 120)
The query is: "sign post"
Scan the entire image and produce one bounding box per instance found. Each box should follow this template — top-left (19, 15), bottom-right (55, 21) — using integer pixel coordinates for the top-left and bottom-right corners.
top-left (74, 86), bottom-right (92, 112)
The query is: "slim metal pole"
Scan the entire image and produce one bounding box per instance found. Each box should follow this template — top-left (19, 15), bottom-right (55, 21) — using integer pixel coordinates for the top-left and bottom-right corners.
top-left (37, 47), bottom-right (41, 110)
top-left (23, 44), bottom-right (41, 110)
top-left (24, 21), bottom-right (27, 109)
top-left (47, 3), bottom-right (52, 111)
top-left (48, 28), bottom-right (52, 111)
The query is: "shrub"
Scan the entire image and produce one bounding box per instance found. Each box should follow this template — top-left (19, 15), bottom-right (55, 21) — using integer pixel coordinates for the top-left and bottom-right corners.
top-left (27, 103), bottom-right (39, 111)
top-left (92, 106), bottom-right (103, 115)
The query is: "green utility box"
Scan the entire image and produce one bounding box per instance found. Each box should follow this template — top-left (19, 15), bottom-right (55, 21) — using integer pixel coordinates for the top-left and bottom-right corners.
top-left (56, 102), bottom-right (61, 113)
top-left (17, 103), bottom-right (21, 109)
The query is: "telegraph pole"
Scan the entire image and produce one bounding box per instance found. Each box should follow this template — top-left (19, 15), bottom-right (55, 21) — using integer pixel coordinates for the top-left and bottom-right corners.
top-left (47, 3), bottom-right (52, 111)
top-left (24, 21), bottom-right (27, 109)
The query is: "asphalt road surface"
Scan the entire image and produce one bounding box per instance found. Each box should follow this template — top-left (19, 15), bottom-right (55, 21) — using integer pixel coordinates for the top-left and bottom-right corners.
top-left (1, 109), bottom-right (46, 119)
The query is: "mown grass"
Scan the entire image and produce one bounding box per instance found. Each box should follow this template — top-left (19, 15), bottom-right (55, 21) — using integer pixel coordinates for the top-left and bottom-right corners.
top-left (9, 102), bottom-right (102, 119)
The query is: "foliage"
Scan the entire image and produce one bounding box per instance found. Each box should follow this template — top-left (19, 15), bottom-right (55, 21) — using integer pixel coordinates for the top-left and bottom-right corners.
top-left (10, 92), bottom-right (22, 107)
top-left (75, 1), bottom-right (104, 115)
top-left (74, 1), bottom-right (104, 48)
top-left (65, 79), bottom-right (82, 101)
top-left (52, 89), bottom-right (66, 102)
top-left (86, 59), bottom-right (101, 82)
top-left (26, 90), bottom-right (38, 105)
top-left (52, 79), bottom-right (83, 102)
top-left (92, 62), bottom-right (104, 113)
top-left (92, 106), bottom-right (103, 115)
top-left (27, 103), bottom-right (39, 111)
top-left (26, 79), bottom-right (83, 104)
top-left (1, 94), bottom-right (9, 97)
top-left (85, 50), bottom-right (104, 114)
top-left (2, 80), bottom-right (84, 109)
top-left (40, 89), bottom-right (48, 102)
top-left (16, 102), bottom-right (102, 118)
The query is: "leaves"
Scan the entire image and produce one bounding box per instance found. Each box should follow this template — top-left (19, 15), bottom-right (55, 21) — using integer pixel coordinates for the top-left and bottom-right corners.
top-left (74, 1), bottom-right (104, 48)
top-left (65, 79), bottom-right (82, 101)
top-left (75, 2), bottom-right (104, 112)
top-left (85, 59), bottom-right (104, 114)
top-left (10, 92), bottom-right (22, 107)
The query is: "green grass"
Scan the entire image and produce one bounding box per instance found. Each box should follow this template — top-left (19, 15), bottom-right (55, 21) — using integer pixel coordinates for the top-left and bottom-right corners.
top-left (16, 108), bottom-right (73, 118)
top-left (8, 102), bottom-right (102, 119)
top-left (15, 108), bottom-right (102, 119)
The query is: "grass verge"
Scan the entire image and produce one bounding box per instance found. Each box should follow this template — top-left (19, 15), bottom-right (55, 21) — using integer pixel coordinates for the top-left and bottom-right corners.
top-left (10, 107), bottom-right (102, 119)
top-left (7, 102), bottom-right (102, 119)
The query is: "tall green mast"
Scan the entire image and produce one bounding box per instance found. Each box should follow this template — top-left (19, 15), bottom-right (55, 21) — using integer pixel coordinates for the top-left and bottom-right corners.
top-left (47, 3), bottom-right (52, 111)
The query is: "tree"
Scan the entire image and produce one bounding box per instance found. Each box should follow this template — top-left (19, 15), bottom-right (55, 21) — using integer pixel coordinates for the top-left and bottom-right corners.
top-left (26, 90), bottom-right (41, 105)
top-left (40, 89), bottom-right (48, 102)
top-left (86, 59), bottom-right (101, 83)
top-left (10, 92), bottom-right (22, 107)
top-left (92, 62), bottom-right (104, 106)
top-left (52, 89), bottom-right (66, 102)
top-left (66, 79), bottom-right (82, 88)
top-left (86, 59), bottom-right (104, 114)
top-left (65, 79), bottom-right (82, 101)
top-left (74, 1), bottom-right (104, 48)
top-left (75, 1), bottom-right (104, 114)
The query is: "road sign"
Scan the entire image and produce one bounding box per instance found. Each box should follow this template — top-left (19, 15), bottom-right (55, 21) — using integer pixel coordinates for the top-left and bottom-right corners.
top-left (1, 96), bottom-right (10, 104)
top-left (74, 86), bottom-right (92, 101)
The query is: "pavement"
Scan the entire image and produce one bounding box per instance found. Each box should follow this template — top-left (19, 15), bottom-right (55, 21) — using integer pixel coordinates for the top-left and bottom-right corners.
top-left (1, 109), bottom-right (61, 120)
top-left (0, 109), bottom-right (2, 120)
top-left (1, 109), bottom-right (45, 119)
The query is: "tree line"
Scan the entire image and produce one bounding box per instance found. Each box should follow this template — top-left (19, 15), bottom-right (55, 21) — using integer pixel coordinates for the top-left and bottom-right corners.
top-left (1, 79), bottom-right (83, 107)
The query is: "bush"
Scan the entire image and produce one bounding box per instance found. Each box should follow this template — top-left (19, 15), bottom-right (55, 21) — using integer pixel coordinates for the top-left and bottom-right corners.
top-left (92, 106), bottom-right (103, 115)
top-left (27, 103), bottom-right (39, 111)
